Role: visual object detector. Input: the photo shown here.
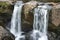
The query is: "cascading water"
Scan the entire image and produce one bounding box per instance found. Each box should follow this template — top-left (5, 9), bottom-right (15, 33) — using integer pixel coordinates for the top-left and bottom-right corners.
top-left (6, 1), bottom-right (52, 40)
top-left (31, 4), bottom-right (52, 40)
top-left (9, 1), bottom-right (25, 40)
top-left (37, 5), bottom-right (49, 40)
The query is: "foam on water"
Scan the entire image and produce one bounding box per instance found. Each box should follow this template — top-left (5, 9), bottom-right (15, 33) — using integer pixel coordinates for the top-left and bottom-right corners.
top-left (38, 35), bottom-right (48, 40)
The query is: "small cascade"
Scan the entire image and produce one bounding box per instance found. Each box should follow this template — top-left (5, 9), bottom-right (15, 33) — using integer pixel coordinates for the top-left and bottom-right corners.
top-left (31, 4), bottom-right (52, 40)
top-left (9, 1), bottom-right (25, 40)
top-left (6, 1), bottom-right (53, 40)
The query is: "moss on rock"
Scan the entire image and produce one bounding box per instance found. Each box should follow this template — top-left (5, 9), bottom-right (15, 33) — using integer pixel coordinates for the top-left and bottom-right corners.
top-left (0, 2), bottom-right (14, 26)
top-left (0, 2), bottom-right (13, 13)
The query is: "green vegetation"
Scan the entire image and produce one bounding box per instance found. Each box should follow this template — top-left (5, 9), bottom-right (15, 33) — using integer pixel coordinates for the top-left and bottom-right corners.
top-left (0, 2), bottom-right (12, 13)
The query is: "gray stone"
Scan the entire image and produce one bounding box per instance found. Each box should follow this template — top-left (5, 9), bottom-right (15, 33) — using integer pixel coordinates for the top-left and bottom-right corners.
top-left (0, 26), bottom-right (15, 40)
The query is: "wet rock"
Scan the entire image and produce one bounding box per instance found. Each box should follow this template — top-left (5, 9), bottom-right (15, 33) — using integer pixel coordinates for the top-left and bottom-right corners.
top-left (23, 1), bottom-right (38, 19)
top-left (0, 2), bottom-right (14, 26)
top-left (0, 0), bottom-right (16, 5)
top-left (0, 2), bottom-right (13, 13)
top-left (25, 31), bottom-right (58, 40)
top-left (48, 3), bottom-right (60, 34)
top-left (48, 32), bottom-right (57, 40)
top-left (0, 26), bottom-right (15, 40)
top-left (22, 1), bottom-right (38, 32)
top-left (52, 4), bottom-right (60, 26)
top-left (56, 36), bottom-right (60, 40)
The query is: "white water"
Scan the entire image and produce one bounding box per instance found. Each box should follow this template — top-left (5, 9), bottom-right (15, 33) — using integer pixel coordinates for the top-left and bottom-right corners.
top-left (32, 5), bottom-right (51, 40)
top-left (6, 1), bottom-right (52, 40)
top-left (10, 1), bottom-right (25, 40)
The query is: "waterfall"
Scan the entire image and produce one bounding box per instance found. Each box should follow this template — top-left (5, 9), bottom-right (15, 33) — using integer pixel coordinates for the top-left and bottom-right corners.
top-left (32, 4), bottom-right (52, 40)
top-left (37, 5), bottom-right (49, 40)
top-left (9, 1), bottom-right (25, 40)
top-left (6, 1), bottom-right (53, 40)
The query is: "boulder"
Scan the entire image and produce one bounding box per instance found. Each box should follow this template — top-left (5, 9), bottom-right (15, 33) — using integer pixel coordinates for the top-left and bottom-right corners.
top-left (52, 4), bottom-right (60, 26)
top-left (48, 3), bottom-right (60, 37)
top-left (21, 1), bottom-right (38, 32)
top-left (23, 1), bottom-right (38, 19)
top-left (0, 26), bottom-right (15, 40)
top-left (0, 2), bottom-right (13, 26)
